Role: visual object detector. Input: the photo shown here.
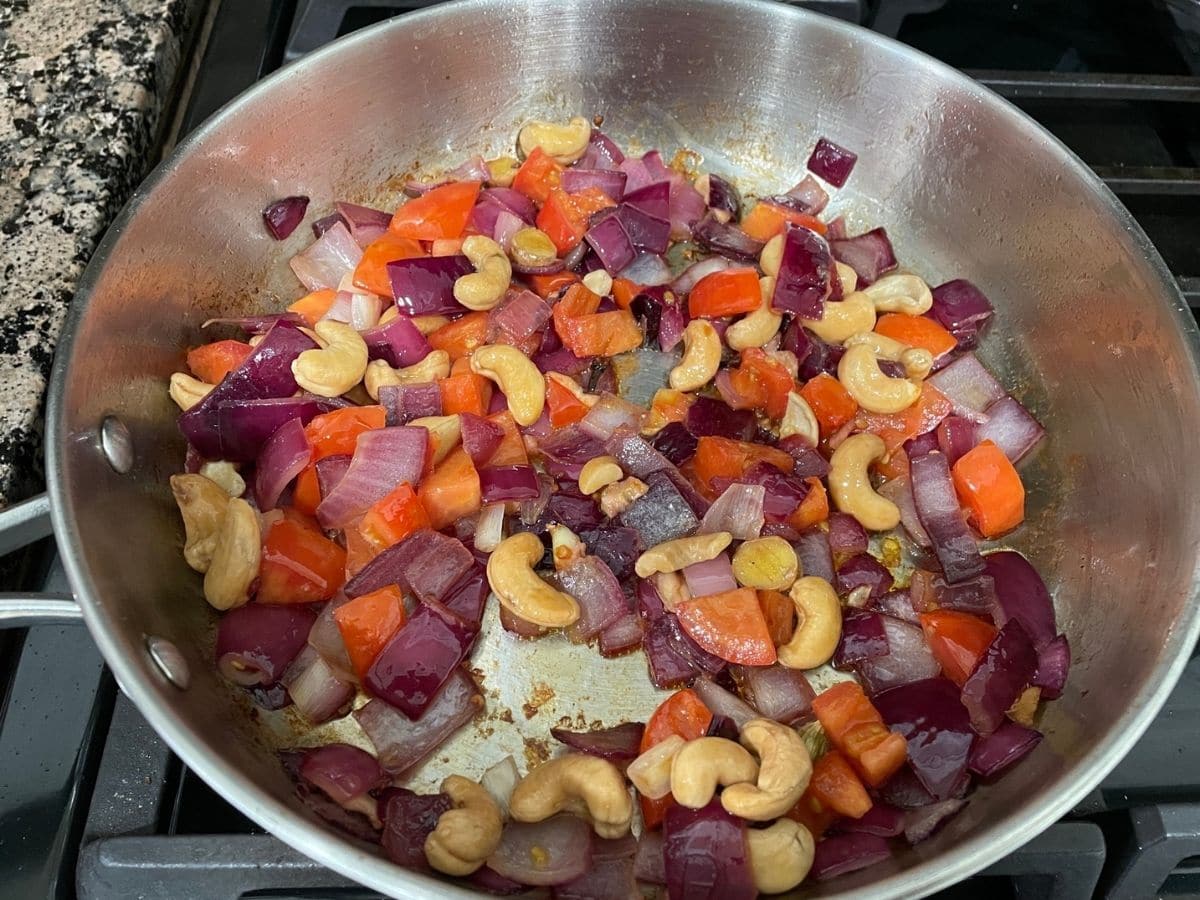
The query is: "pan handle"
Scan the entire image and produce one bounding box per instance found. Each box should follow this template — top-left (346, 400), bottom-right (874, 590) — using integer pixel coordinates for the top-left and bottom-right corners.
top-left (0, 493), bottom-right (84, 626)
top-left (0, 492), bottom-right (54, 557)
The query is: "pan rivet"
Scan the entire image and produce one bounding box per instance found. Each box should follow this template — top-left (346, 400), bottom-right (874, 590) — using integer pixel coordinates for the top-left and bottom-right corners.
top-left (100, 416), bottom-right (133, 474)
top-left (146, 636), bottom-right (191, 690)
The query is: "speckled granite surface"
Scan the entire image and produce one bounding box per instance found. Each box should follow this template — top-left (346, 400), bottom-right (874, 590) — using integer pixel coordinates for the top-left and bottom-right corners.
top-left (0, 0), bottom-right (206, 508)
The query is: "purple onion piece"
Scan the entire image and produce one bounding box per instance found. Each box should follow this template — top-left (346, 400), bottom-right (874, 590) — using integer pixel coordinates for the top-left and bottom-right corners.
top-left (599, 613), bottom-right (644, 657)
top-left (960, 618), bottom-right (1038, 735)
top-left (295, 743), bottom-right (388, 806)
top-left (927, 353), bottom-right (1005, 418)
top-left (663, 801), bottom-right (756, 900)
top-left (829, 512), bottom-right (869, 559)
top-left (732, 664), bottom-right (815, 724)
top-left (837, 802), bottom-right (905, 837)
top-left (487, 815), bottom-right (593, 886)
top-left (290, 222), bottom-right (363, 291)
top-left (807, 137), bottom-right (858, 187)
top-left (874, 676), bottom-right (975, 801)
top-left (903, 798), bottom-right (966, 844)
top-left (651, 421), bottom-right (700, 466)
top-left (691, 677), bottom-right (758, 730)
top-left (387, 255), bottom-right (473, 314)
top-left (969, 720), bottom-right (1043, 778)
top-left (562, 166), bottom-right (627, 201)
top-left (216, 604), bottom-right (317, 687)
top-left (692, 210), bottom-right (763, 262)
top-left (345, 528), bottom-right (474, 601)
top-left (930, 279), bottom-right (995, 349)
top-left (983, 550), bottom-right (1057, 648)
top-left (335, 201), bottom-right (392, 247)
top-left (976, 395), bottom-right (1045, 464)
top-left (770, 223), bottom-right (832, 317)
top-left (560, 555), bottom-right (628, 643)
top-left (378, 382), bottom-right (442, 426)
top-left (585, 213), bottom-right (637, 274)
top-left (550, 721), bottom-right (645, 761)
top-left (794, 528), bottom-right (835, 584)
top-left (857, 615), bottom-right (941, 694)
top-left (263, 195), bottom-right (309, 240)
top-left (280, 646), bottom-right (355, 724)
top-left (811, 832), bottom-right (891, 880)
top-left (254, 418), bottom-right (311, 510)
top-left (836, 553), bottom-right (894, 601)
top-left (1031, 633), bottom-right (1070, 700)
top-left (314, 426), bottom-right (428, 529)
top-left (360, 314), bottom-right (431, 368)
top-left (835, 610), bottom-right (890, 668)
top-left (380, 788), bottom-right (453, 870)
top-left (911, 451), bottom-right (986, 584)
top-left (830, 227), bottom-right (897, 286)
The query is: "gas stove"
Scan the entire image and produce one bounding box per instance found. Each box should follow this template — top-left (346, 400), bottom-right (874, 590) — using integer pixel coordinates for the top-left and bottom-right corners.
top-left (2, 1), bottom-right (1199, 898)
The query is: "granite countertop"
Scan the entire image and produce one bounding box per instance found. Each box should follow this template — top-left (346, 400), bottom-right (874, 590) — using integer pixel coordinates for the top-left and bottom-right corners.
top-left (0, 0), bottom-right (207, 509)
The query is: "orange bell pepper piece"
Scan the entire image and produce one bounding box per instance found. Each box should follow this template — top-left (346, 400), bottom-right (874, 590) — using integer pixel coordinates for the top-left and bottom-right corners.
top-left (808, 750), bottom-right (873, 819)
top-left (487, 412), bottom-right (530, 467)
top-left (874, 313), bottom-right (958, 358)
top-left (417, 446), bottom-right (482, 530)
top-left (288, 288), bottom-right (337, 326)
top-left (611, 277), bottom-right (642, 310)
top-left (292, 464), bottom-right (322, 517)
top-left (359, 482), bottom-right (431, 549)
top-left (440, 371), bottom-right (493, 417)
top-left (527, 270), bottom-right (580, 299)
top-left (430, 237), bottom-right (465, 256)
top-left (537, 187), bottom-right (614, 254)
top-left (758, 589), bottom-right (795, 646)
top-left (303, 406), bottom-right (387, 461)
top-left (727, 348), bottom-right (796, 420)
top-left (858, 384), bottom-right (954, 455)
top-left (788, 478), bottom-right (829, 530)
top-left (428, 310), bottom-right (490, 361)
top-left (511, 147), bottom-right (564, 205)
top-left (692, 436), bottom-right (793, 490)
top-left (812, 681), bottom-right (908, 787)
top-left (786, 789), bottom-right (840, 840)
top-left (546, 376), bottom-right (589, 427)
top-left (557, 309), bottom-right (643, 358)
top-left (674, 587), bottom-right (778, 665)
top-left (343, 522), bottom-right (381, 580)
top-left (687, 267), bottom-right (762, 318)
top-left (352, 233), bottom-right (424, 297)
top-left (800, 373), bottom-right (859, 438)
top-left (740, 202), bottom-right (827, 242)
top-left (389, 180), bottom-right (481, 241)
top-left (919, 610), bottom-right (999, 686)
top-left (951, 439), bottom-right (1025, 537)
top-left (639, 690), bottom-right (713, 830)
top-left (333, 585), bottom-right (407, 682)
top-left (187, 340), bottom-right (253, 384)
top-left (257, 513), bottom-right (347, 604)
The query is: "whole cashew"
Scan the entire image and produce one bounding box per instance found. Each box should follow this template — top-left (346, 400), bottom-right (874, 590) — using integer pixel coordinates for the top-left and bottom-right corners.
top-left (424, 775), bottom-right (504, 877)
top-left (838, 344), bottom-right (921, 414)
top-left (635, 532), bottom-right (733, 578)
top-left (486, 532), bottom-right (580, 627)
top-left (598, 476), bottom-right (648, 518)
top-left (292, 320), bottom-right (369, 398)
top-left (487, 156), bottom-right (520, 187)
top-left (727, 276), bottom-right (783, 351)
top-left (777, 576), bottom-right (842, 669)
top-left (454, 236), bottom-right (513, 311)
top-left (863, 272), bottom-right (933, 315)
top-left (759, 234), bottom-right (785, 277)
top-left (577, 455), bottom-right (624, 495)
top-left (363, 350), bottom-right (451, 400)
top-left (800, 291), bottom-right (877, 344)
top-left (170, 474), bottom-right (231, 573)
top-left (732, 537), bottom-right (799, 591)
top-left (509, 754), bottom-right (633, 839)
top-left (835, 261), bottom-right (859, 294)
top-left (669, 320), bottom-right (721, 392)
top-left (652, 570), bottom-right (692, 609)
top-left (408, 414), bottom-right (463, 465)
top-left (470, 344), bottom-right (546, 427)
top-left (517, 116), bottom-right (592, 165)
top-left (746, 819), bottom-right (815, 894)
top-left (626, 734), bottom-right (686, 800)
top-left (828, 432), bottom-right (901, 531)
top-left (202, 498), bottom-right (261, 611)
top-left (169, 372), bottom-right (214, 411)
top-left (509, 227), bottom-right (559, 270)
top-left (779, 390), bottom-right (820, 447)
top-left (669, 737), bottom-right (760, 809)
top-left (844, 332), bottom-right (934, 379)
top-left (721, 719), bottom-right (813, 821)
top-left (198, 461), bottom-right (245, 498)
top-left (582, 269), bottom-right (613, 297)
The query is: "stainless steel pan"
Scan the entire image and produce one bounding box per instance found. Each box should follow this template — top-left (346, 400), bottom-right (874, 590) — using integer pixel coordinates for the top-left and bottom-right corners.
top-left (8, 0), bottom-right (1200, 895)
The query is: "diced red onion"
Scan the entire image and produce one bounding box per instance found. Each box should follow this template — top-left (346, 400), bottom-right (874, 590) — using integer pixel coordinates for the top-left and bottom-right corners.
top-left (838, 802), bottom-right (906, 837)
top-left (315, 426), bottom-right (429, 529)
top-left (812, 832), bottom-right (892, 880)
top-left (682, 552), bottom-right (738, 598)
top-left (310, 212), bottom-right (345, 239)
top-left (837, 553), bottom-right (894, 601)
top-left (281, 646), bottom-right (355, 724)
top-left (488, 814), bottom-right (594, 886)
top-left (387, 255), bottom-right (473, 314)
top-left (380, 788), bottom-right (452, 870)
top-left (379, 382), bottom-right (442, 425)
top-left (511, 256), bottom-right (565, 276)
top-left (672, 255), bottom-right (734, 295)
top-left (334, 201), bottom-right (392, 247)
top-left (479, 464), bottom-right (540, 502)
top-left (320, 291), bottom-right (354, 324)
top-left (618, 251), bottom-right (674, 286)
top-left (354, 667), bottom-right (482, 775)
top-left (538, 425), bottom-right (606, 479)
top-left (350, 292), bottom-right (383, 330)
top-left (254, 418), bottom-right (311, 510)
top-left (493, 209), bottom-right (524, 251)
top-left (829, 228), bottom-right (897, 286)
top-left (930, 279), bottom-right (995, 349)
top-left (634, 830), bottom-right (667, 883)
top-left (692, 211), bottom-right (764, 262)
top-left (499, 602), bottom-right (549, 638)
top-left (807, 136), bottom-right (858, 187)
top-left (663, 800), bottom-right (755, 900)
top-left (785, 174), bottom-right (830, 214)
top-left (562, 167), bottom-right (627, 201)
top-left (296, 743), bottom-right (387, 807)
top-left (613, 203), bottom-right (671, 255)
top-left (550, 721), bottom-right (645, 761)
top-left (263, 195), bottom-right (309, 240)
top-left (928, 353), bottom-right (1005, 419)
top-left (700, 173), bottom-right (742, 221)
top-left (484, 187), bottom-right (537, 223)
top-left (835, 610), bottom-right (890, 668)
top-left (975, 395), bottom-right (1045, 464)
top-left (559, 555), bottom-right (628, 643)
top-left (441, 561), bottom-right (488, 626)
top-left (1032, 633), bottom-right (1070, 700)
top-left (666, 171), bottom-right (707, 240)
top-left (961, 618), bottom-right (1038, 735)
top-left (691, 677), bottom-right (757, 730)
top-left (874, 676), bottom-right (975, 800)
top-left (619, 473), bottom-right (700, 548)
top-left (624, 180), bottom-right (670, 220)
top-left (599, 612), bottom-right (643, 657)
top-left (910, 569), bottom-right (998, 619)
top-left (857, 615), bottom-right (941, 693)
top-left (290, 222), bottom-right (362, 291)
top-left (651, 422), bottom-right (699, 467)
top-left (829, 512), bottom-right (868, 559)
top-left (216, 604), bottom-right (316, 687)
top-left (877, 476), bottom-right (932, 547)
top-left (314, 453), bottom-right (351, 497)
top-left (645, 614), bottom-right (726, 688)
top-left (578, 393), bottom-right (645, 441)
top-left (307, 595), bottom-right (356, 683)
top-left (733, 664), bottom-right (815, 724)
top-left (969, 720), bottom-right (1043, 778)
top-left (770, 224), bottom-right (832, 318)
top-left (586, 213), bottom-right (637, 274)
top-left (936, 415), bottom-right (979, 466)
top-left (460, 413), bottom-right (504, 467)
top-left (699, 483), bottom-right (765, 540)
top-left (904, 798), bottom-right (966, 844)
top-left (345, 529), bottom-right (474, 602)
top-left (867, 589), bottom-right (921, 625)
top-left (580, 131), bottom-right (625, 169)
top-left (489, 289), bottom-right (552, 344)
top-left (877, 765), bottom-right (937, 809)
top-left (911, 451), bottom-right (985, 584)
top-left (361, 314), bottom-right (432, 368)
top-left (685, 395), bottom-right (756, 441)
top-left (794, 528), bottom-right (834, 584)
top-left (983, 550), bottom-right (1057, 648)
top-left (726, 463), bottom-right (810, 521)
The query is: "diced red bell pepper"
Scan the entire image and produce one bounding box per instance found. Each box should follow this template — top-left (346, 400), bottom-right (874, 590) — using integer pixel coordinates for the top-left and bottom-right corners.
top-left (358, 482), bottom-right (431, 549)
top-left (187, 340), bottom-right (253, 384)
top-left (389, 180), bottom-right (481, 241)
top-left (303, 406), bottom-right (387, 461)
top-left (333, 585), bottom-right (407, 681)
top-left (800, 373), bottom-right (859, 438)
top-left (353, 233), bottom-right (424, 297)
top-left (417, 446), bottom-right (482, 530)
top-left (511, 147), bottom-right (564, 205)
top-left (951, 439), bottom-right (1025, 537)
top-left (257, 512), bottom-right (347, 604)
top-left (918, 610), bottom-right (999, 686)
top-left (674, 587), bottom-right (778, 665)
top-left (811, 681), bottom-right (908, 788)
top-left (687, 268), bottom-right (762, 318)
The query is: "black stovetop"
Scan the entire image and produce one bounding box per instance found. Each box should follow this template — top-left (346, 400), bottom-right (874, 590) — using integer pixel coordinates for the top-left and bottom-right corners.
top-left (3, 1), bottom-right (1199, 898)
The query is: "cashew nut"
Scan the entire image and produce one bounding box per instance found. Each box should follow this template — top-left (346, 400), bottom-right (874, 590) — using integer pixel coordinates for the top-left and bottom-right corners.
top-left (844, 332), bottom-right (934, 379)
top-left (863, 272), bottom-right (933, 316)
top-left (509, 227), bottom-right (559, 270)
top-left (828, 432), bottom-right (901, 531)
top-left (759, 234), bottom-right (784, 277)
top-left (727, 276), bottom-right (783, 351)
top-left (170, 474), bottom-right (231, 573)
top-left (199, 461), bottom-right (245, 498)
top-left (549, 523), bottom-right (586, 572)
top-left (509, 754), bottom-right (633, 839)
top-left (412, 314), bottom-right (450, 335)
top-left (721, 719), bottom-right (813, 821)
top-left (408, 414), bottom-right (462, 465)
top-left (424, 775), bottom-right (504, 877)
top-left (652, 570), bottom-right (692, 609)
top-left (517, 116), bottom-right (592, 165)
top-left (470, 344), bottom-right (546, 427)
top-left (627, 734), bottom-right (686, 800)
top-left (837, 344), bottom-right (921, 414)
top-left (454, 236), bottom-right (513, 311)
top-left (291, 320), bottom-right (369, 398)
top-left (202, 498), bottom-right (261, 611)
top-left (799, 291), bottom-right (877, 344)
top-left (169, 372), bottom-right (213, 411)
top-left (746, 819), bottom-right (815, 894)
top-left (669, 320), bottom-right (721, 392)
top-left (363, 350), bottom-right (451, 400)
top-left (598, 476), bottom-right (648, 518)
top-left (487, 156), bottom-right (519, 187)
top-left (835, 261), bottom-right (858, 294)
top-left (578, 455), bottom-right (624, 495)
top-left (486, 532), bottom-right (580, 627)
top-left (635, 532), bottom-right (733, 578)
top-left (582, 269), bottom-right (613, 297)
top-left (545, 371), bottom-right (598, 408)
top-left (777, 576), bottom-right (842, 669)
top-left (779, 391), bottom-right (819, 447)
top-left (731, 536), bottom-right (799, 591)
top-left (669, 737), bottom-right (759, 809)
top-left (378, 305), bottom-right (399, 326)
